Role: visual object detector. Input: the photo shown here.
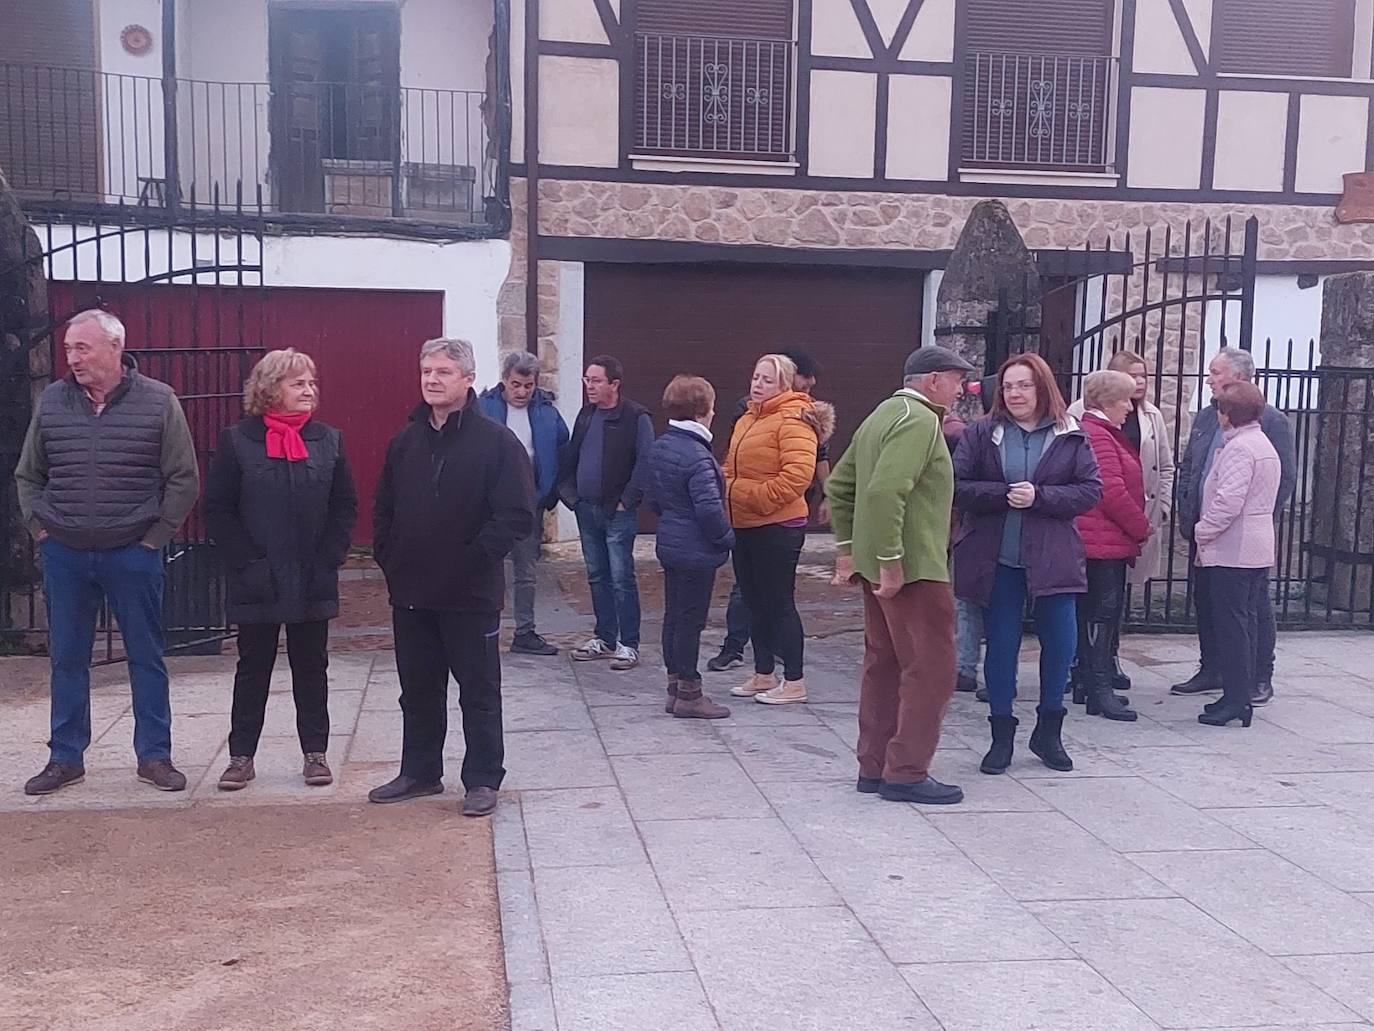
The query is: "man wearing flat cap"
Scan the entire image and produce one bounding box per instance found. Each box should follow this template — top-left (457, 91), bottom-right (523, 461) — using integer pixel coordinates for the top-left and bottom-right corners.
top-left (825, 346), bottom-right (974, 806)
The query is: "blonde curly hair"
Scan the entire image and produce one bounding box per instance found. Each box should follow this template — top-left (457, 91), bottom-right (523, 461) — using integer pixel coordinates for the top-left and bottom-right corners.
top-left (243, 349), bottom-right (318, 416)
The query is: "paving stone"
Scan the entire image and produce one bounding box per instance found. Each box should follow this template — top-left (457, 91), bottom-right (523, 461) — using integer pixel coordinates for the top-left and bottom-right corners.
top-left (639, 817), bottom-right (839, 913)
top-left (1022, 776), bottom-right (1257, 852)
top-left (499, 866), bottom-right (550, 986)
top-left (192, 743), bottom-right (349, 802)
top-left (1255, 697), bottom-right (1374, 744)
top-left (492, 794), bottom-right (531, 872)
top-left (509, 982), bottom-right (557, 1031)
top-left (503, 730), bottom-right (616, 790)
top-left (900, 960), bottom-right (1160, 1031)
top-left (716, 723), bottom-right (854, 782)
top-left (553, 973), bottom-right (718, 1031)
top-left (1133, 849), bottom-right (1374, 956)
top-left (520, 787), bottom-right (646, 868)
top-left (347, 708), bottom-right (407, 764)
top-left (1291, 770), bottom-right (1374, 817)
top-left (1105, 745), bottom-right (1313, 808)
top-left (758, 780), bottom-right (965, 861)
top-left (612, 753), bottom-right (772, 821)
top-left (534, 864), bottom-right (691, 978)
top-left (1172, 720), bottom-right (1374, 774)
top-left (591, 703), bottom-right (729, 756)
top-left (678, 907), bottom-right (939, 1031)
top-left (501, 688), bottom-right (595, 732)
top-left (1282, 954), bottom-right (1374, 1023)
top-left (815, 853), bottom-right (1073, 963)
top-left (909, 745), bottom-right (1056, 812)
top-left (1212, 806), bottom-right (1374, 892)
top-left (1059, 713), bottom-right (1199, 749)
top-left (926, 811), bottom-right (1173, 901)
top-left (1027, 898), bottom-right (1362, 1028)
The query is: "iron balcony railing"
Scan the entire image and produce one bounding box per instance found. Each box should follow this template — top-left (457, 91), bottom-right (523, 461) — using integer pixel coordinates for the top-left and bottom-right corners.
top-left (0, 64), bottom-right (497, 224)
top-left (634, 32), bottom-right (794, 160)
top-left (964, 51), bottom-right (1117, 171)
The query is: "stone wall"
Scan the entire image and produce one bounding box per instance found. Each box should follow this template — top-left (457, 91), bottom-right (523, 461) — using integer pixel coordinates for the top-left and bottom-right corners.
top-left (496, 180), bottom-right (563, 393)
top-left (534, 179), bottom-right (1374, 261)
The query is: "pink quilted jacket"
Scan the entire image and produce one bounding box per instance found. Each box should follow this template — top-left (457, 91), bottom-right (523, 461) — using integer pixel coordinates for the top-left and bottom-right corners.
top-left (1195, 423), bottom-right (1281, 569)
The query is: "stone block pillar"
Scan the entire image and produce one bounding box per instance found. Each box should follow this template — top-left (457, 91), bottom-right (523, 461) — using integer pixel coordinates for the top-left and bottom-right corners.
top-left (1310, 272), bottom-right (1374, 612)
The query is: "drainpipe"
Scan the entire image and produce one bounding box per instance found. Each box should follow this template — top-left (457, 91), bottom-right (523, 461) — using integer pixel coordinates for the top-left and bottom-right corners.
top-left (523, 0), bottom-right (540, 356)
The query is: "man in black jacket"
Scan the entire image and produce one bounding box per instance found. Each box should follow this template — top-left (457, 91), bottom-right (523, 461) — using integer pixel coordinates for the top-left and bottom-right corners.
top-left (558, 355), bottom-right (654, 671)
top-left (368, 338), bottom-right (535, 817)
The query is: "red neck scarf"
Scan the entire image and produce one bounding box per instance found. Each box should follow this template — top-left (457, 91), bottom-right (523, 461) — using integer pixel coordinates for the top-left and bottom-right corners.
top-left (263, 411), bottom-right (311, 462)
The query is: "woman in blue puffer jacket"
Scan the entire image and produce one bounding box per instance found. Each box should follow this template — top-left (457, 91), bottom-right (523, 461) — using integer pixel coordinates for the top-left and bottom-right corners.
top-left (646, 375), bottom-right (735, 719)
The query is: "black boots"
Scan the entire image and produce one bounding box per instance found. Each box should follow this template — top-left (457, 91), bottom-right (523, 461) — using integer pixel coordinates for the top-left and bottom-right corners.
top-left (1029, 707), bottom-right (1074, 771)
top-left (1198, 699), bottom-right (1254, 727)
top-left (1081, 621), bottom-right (1137, 720)
top-left (980, 715), bottom-right (1018, 775)
top-left (1172, 666), bottom-right (1222, 695)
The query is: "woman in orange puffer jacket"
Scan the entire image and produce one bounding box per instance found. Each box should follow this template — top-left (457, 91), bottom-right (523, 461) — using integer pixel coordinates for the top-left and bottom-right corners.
top-left (724, 353), bottom-right (834, 706)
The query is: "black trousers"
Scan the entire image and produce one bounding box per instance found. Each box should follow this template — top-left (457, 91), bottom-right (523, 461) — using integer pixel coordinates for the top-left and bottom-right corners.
top-left (1077, 559), bottom-right (1127, 689)
top-left (732, 524), bottom-right (805, 681)
top-left (1199, 566), bottom-right (1269, 707)
top-left (1194, 548), bottom-right (1276, 679)
top-left (229, 620), bottom-right (331, 756)
top-left (662, 565), bottom-right (716, 683)
top-left (393, 606), bottom-right (504, 790)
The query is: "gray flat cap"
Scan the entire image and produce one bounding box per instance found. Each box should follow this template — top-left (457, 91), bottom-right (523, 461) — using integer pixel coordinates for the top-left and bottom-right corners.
top-left (904, 346), bottom-right (976, 378)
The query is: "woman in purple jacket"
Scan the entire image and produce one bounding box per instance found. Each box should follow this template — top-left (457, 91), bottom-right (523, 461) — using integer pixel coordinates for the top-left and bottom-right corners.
top-left (953, 354), bottom-right (1102, 776)
top-left (1194, 382), bottom-right (1281, 728)
top-left (645, 376), bottom-right (735, 719)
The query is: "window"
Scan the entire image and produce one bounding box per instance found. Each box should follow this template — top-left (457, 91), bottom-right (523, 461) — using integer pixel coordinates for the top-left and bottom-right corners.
top-left (961, 0), bottom-right (1117, 170)
top-left (1213, 0), bottom-right (1356, 78)
top-left (632, 0), bottom-right (795, 161)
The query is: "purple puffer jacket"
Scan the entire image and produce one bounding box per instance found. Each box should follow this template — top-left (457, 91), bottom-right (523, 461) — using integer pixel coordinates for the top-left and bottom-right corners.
top-left (952, 415), bottom-right (1103, 606)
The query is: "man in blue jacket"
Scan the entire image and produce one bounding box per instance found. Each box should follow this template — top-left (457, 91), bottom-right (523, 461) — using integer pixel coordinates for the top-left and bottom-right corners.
top-left (478, 351), bottom-right (570, 655)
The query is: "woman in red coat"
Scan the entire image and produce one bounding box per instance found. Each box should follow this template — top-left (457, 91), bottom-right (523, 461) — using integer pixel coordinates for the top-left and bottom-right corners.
top-left (1074, 370), bottom-right (1152, 721)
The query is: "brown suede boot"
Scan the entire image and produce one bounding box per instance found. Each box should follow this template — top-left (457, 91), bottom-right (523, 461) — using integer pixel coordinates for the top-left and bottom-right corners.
top-left (673, 679), bottom-right (731, 719)
top-left (665, 676), bottom-right (680, 714)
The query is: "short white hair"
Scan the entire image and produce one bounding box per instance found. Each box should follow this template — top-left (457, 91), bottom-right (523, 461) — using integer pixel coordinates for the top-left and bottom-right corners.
top-left (1214, 347), bottom-right (1255, 382)
top-left (67, 309), bottom-right (126, 347)
top-left (419, 337), bottom-right (475, 375)
top-left (501, 351), bottom-right (541, 380)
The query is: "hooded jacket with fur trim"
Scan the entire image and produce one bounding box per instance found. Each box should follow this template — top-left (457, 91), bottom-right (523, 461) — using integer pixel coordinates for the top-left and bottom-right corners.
top-left (724, 391), bottom-right (835, 529)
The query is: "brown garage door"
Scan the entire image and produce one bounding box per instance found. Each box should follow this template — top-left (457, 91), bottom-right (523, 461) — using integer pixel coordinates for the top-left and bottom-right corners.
top-left (584, 261), bottom-right (924, 504)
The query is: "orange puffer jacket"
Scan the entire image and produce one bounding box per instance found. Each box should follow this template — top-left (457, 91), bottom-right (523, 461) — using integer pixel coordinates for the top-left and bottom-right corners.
top-left (724, 391), bottom-right (833, 528)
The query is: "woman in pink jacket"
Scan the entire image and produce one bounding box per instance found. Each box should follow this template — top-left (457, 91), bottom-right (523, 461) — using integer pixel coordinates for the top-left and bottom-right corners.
top-left (1193, 382), bottom-right (1282, 728)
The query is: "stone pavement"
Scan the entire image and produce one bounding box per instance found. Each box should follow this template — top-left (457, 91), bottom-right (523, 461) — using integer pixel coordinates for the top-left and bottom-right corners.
top-left (5, 597), bottom-right (1374, 1030)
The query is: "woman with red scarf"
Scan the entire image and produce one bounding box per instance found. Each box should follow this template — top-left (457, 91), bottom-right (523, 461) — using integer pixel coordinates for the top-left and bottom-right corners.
top-left (204, 349), bottom-right (358, 791)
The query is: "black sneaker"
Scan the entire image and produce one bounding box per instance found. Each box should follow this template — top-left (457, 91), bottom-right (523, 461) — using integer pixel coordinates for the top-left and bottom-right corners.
top-left (137, 759), bottom-right (187, 792)
top-left (707, 649), bottom-right (745, 672)
top-left (24, 762), bottom-right (85, 796)
top-left (511, 631), bottom-right (559, 656)
top-left (1251, 680), bottom-right (1275, 706)
top-left (878, 777), bottom-right (964, 805)
top-left (856, 776), bottom-right (882, 794)
top-left (461, 786), bottom-right (499, 817)
top-left (368, 775), bottom-right (444, 804)
top-left (955, 673), bottom-right (978, 693)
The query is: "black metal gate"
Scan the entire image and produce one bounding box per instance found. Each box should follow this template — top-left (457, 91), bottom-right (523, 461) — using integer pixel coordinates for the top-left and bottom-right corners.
top-left (946, 215), bottom-right (1367, 632)
top-left (1, 188), bottom-right (266, 661)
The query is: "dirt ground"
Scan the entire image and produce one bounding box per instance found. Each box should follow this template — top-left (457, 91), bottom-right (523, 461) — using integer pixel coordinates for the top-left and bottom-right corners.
top-left (0, 804), bottom-right (508, 1031)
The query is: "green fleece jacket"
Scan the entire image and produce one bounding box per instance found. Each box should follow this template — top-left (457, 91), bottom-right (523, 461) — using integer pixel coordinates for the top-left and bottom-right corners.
top-left (825, 389), bottom-right (953, 585)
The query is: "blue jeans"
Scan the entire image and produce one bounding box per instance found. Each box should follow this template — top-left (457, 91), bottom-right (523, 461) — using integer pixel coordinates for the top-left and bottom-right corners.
top-left (722, 580), bottom-right (751, 655)
top-left (41, 539), bottom-right (171, 765)
top-left (956, 597), bottom-right (984, 679)
top-left (575, 503), bottom-right (641, 649)
top-left (982, 564), bottom-right (1077, 717)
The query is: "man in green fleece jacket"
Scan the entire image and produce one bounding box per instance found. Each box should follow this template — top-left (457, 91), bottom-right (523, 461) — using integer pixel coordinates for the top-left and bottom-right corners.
top-left (826, 346), bottom-right (973, 807)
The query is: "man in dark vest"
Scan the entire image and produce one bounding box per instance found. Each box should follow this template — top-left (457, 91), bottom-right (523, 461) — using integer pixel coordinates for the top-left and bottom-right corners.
top-left (368, 338), bottom-right (535, 817)
top-left (15, 309), bottom-right (200, 795)
top-left (558, 355), bottom-right (654, 671)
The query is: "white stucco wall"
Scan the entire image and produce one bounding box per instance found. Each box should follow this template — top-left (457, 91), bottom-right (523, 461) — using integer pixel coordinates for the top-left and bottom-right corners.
top-left (899, 0), bottom-right (954, 62)
top-left (886, 75), bottom-right (951, 181)
top-left (1200, 275), bottom-right (1324, 410)
top-left (1132, 0), bottom-right (1199, 75)
top-left (1296, 95), bottom-right (1370, 194)
top-left (809, 70), bottom-right (877, 178)
top-left (810, 0), bottom-right (874, 59)
top-left (538, 56), bottom-right (620, 167)
top-left (1213, 91), bottom-right (1287, 193)
top-left (1127, 88), bottom-right (1206, 189)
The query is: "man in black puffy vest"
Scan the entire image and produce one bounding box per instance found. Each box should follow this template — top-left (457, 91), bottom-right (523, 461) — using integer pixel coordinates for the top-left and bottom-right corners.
top-left (368, 338), bottom-right (535, 817)
top-left (15, 309), bottom-right (200, 795)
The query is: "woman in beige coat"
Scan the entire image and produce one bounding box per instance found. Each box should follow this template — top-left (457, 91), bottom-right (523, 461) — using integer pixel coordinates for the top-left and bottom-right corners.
top-left (1068, 350), bottom-right (1175, 694)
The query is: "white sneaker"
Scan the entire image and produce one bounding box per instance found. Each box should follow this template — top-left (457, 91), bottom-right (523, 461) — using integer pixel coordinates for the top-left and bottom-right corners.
top-left (572, 637), bottom-right (615, 661)
top-left (610, 645), bottom-right (639, 670)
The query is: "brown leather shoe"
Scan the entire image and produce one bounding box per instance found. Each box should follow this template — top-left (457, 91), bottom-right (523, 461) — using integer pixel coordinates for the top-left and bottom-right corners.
top-left (303, 753), bottom-right (333, 786)
top-left (665, 677), bottom-right (679, 714)
top-left (672, 680), bottom-right (731, 719)
top-left (137, 759), bottom-right (187, 792)
top-left (24, 762), bottom-right (85, 796)
top-left (461, 786), bottom-right (499, 817)
top-left (217, 755), bottom-right (255, 791)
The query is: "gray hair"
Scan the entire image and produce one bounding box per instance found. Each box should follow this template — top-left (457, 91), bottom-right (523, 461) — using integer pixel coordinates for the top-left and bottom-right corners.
top-left (1082, 369), bottom-right (1136, 410)
top-left (67, 309), bottom-right (126, 347)
top-left (419, 337), bottom-right (476, 375)
top-left (1215, 347), bottom-right (1256, 382)
top-left (500, 350), bottom-right (541, 380)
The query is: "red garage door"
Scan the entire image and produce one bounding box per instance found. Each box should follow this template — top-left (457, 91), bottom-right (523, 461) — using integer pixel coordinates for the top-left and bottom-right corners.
top-left (49, 282), bottom-right (443, 544)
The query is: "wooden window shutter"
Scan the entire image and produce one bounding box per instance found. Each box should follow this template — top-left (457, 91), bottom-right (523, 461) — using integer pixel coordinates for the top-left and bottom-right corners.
top-left (635, 0), bottom-right (794, 40)
top-left (1213, 0), bottom-right (1356, 77)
